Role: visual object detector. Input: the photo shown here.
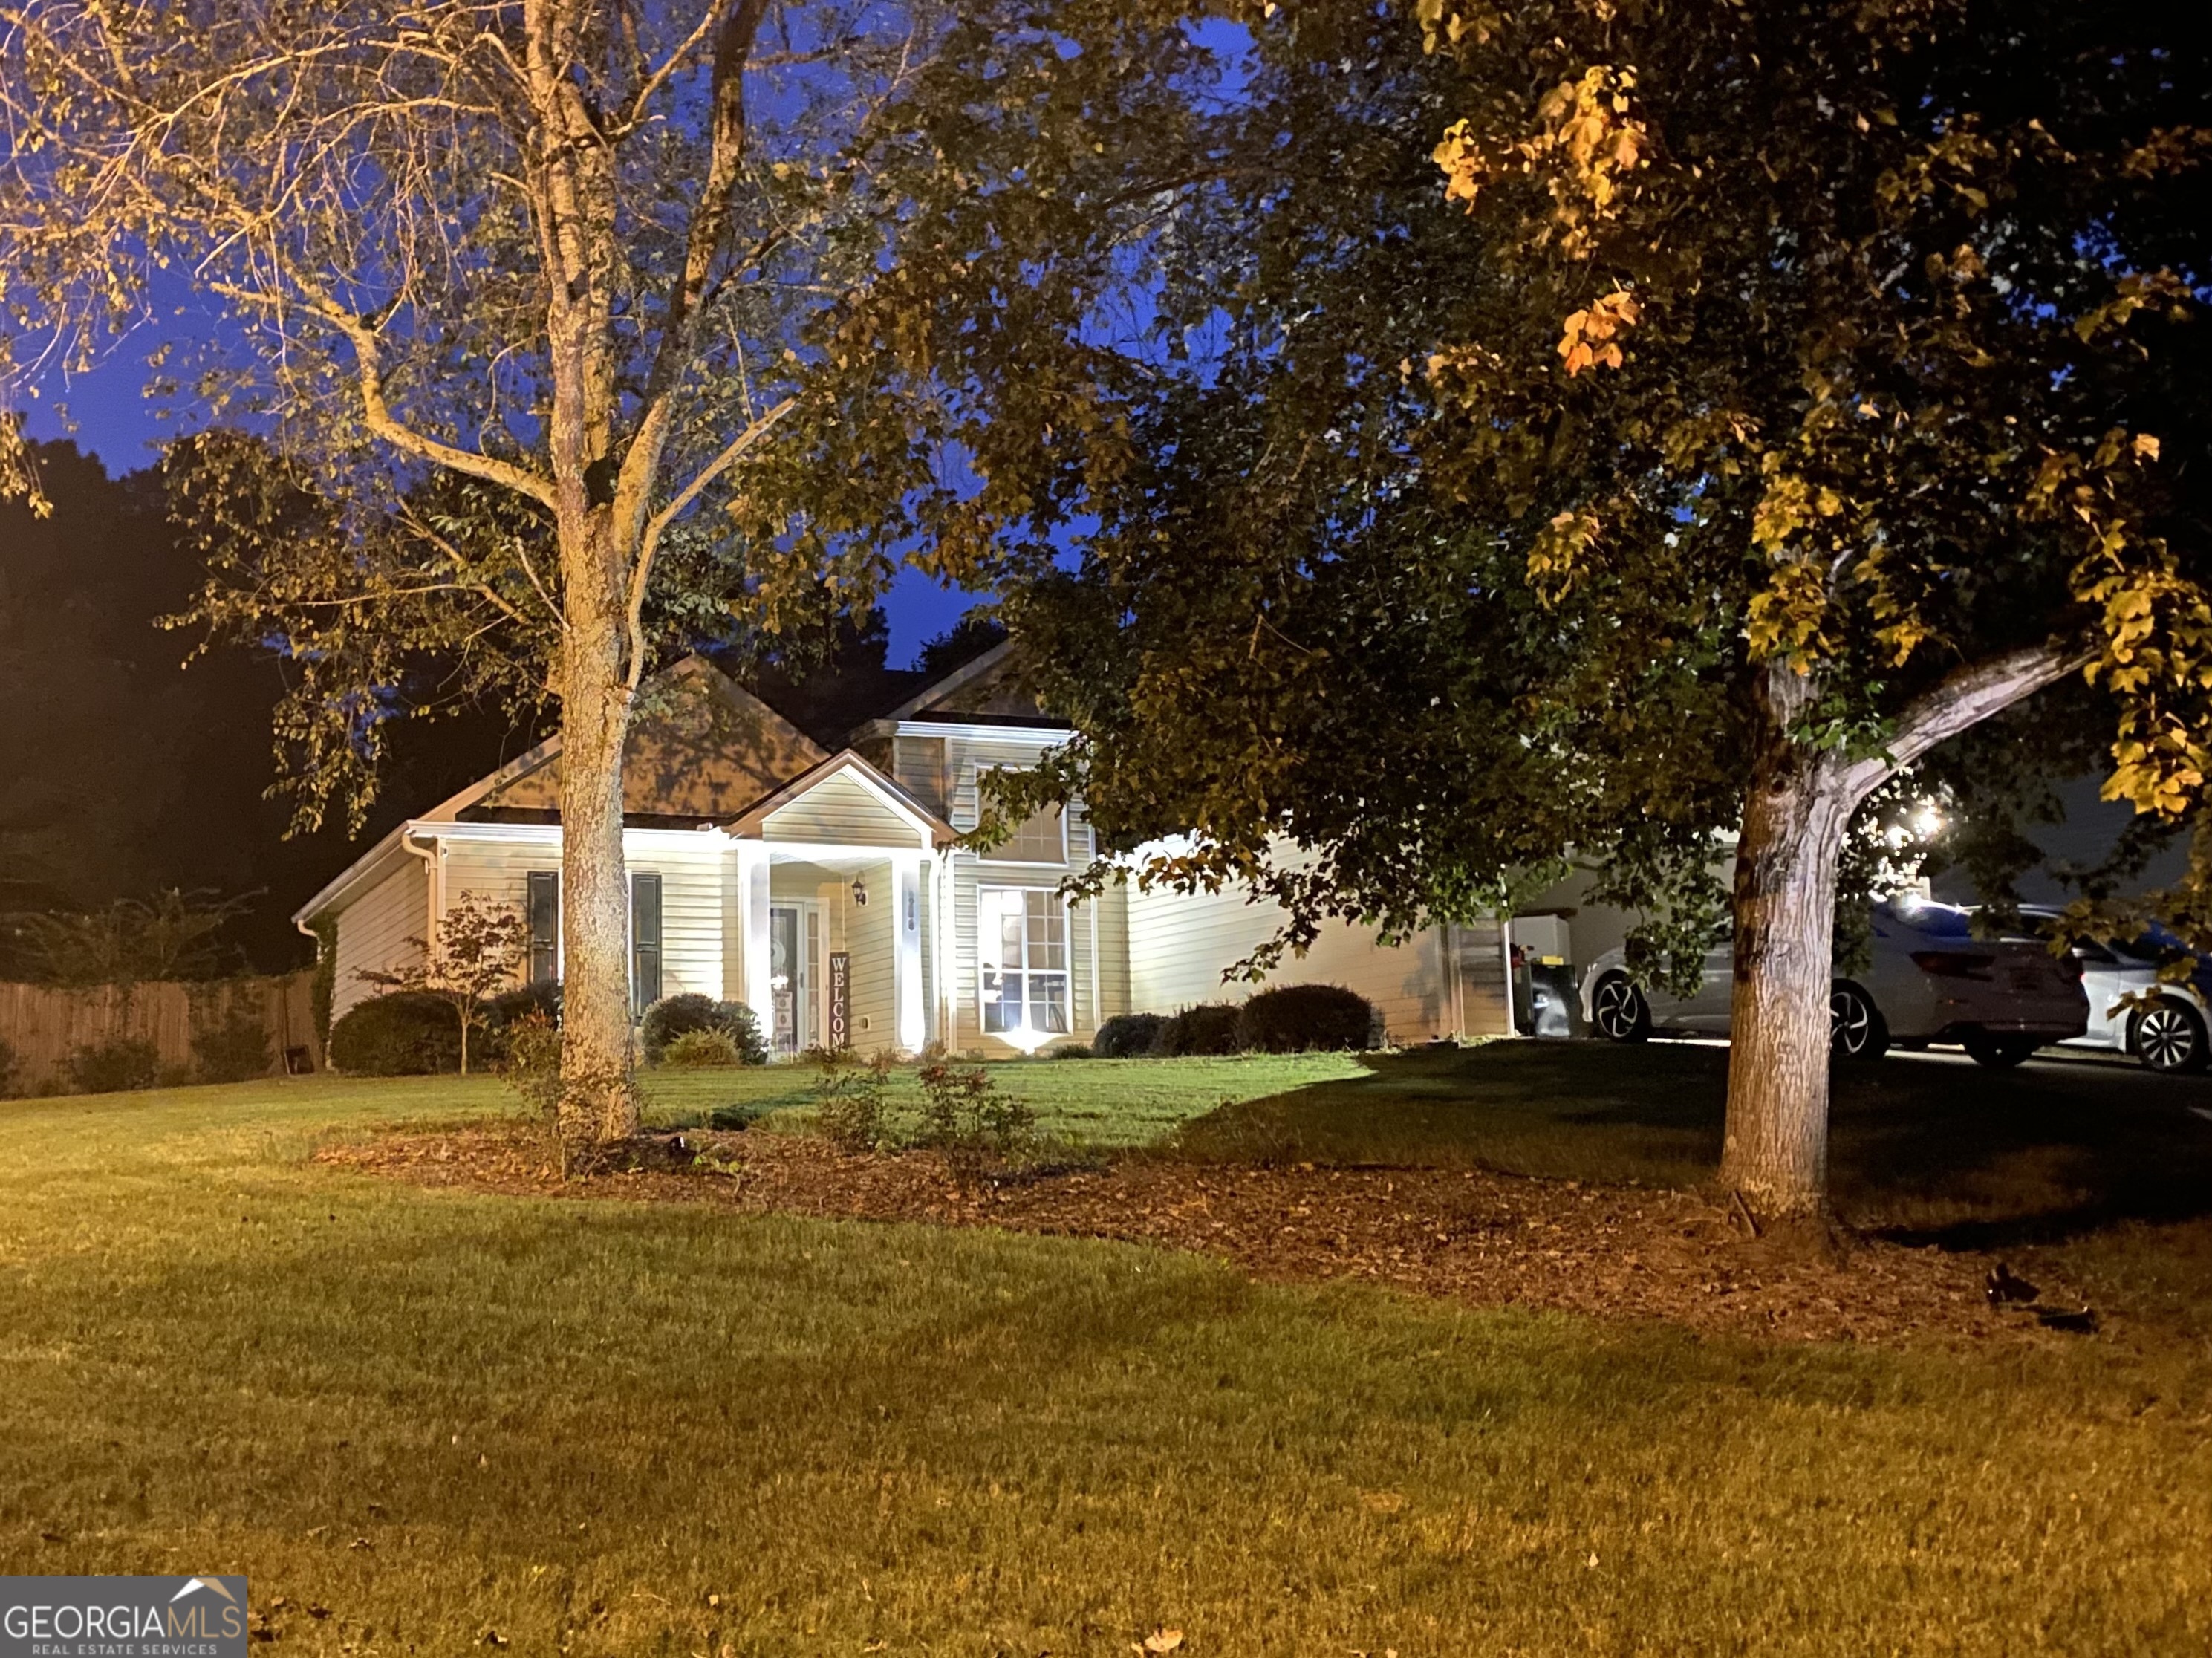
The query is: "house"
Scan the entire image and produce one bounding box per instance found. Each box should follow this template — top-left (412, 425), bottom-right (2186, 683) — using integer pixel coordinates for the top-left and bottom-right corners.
top-left (295, 646), bottom-right (1515, 1056)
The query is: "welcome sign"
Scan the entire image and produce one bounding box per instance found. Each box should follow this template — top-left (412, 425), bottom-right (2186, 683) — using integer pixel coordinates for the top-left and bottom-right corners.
top-left (3, 1576), bottom-right (248, 1657)
top-left (827, 951), bottom-right (850, 1047)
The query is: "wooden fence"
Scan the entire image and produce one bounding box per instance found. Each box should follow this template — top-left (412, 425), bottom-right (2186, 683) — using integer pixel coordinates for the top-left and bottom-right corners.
top-left (0, 972), bottom-right (321, 1094)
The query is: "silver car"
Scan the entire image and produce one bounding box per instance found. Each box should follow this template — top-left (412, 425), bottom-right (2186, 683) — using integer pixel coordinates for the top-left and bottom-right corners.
top-left (1579, 897), bottom-right (2089, 1067)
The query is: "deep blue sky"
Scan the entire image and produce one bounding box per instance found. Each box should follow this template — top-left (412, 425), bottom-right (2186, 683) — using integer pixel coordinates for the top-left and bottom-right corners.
top-left (19, 328), bottom-right (986, 669)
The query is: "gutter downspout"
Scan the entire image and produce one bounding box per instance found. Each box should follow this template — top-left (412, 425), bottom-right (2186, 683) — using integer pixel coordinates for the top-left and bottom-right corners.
top-left (401, 826), bottom-right (443, 952)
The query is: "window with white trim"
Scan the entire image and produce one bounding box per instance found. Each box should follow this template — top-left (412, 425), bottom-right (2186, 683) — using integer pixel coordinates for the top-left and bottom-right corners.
top-left (979, 800), bottom-right (1066, 865)
top-left (978, 888), bottom-right (1070, 1035)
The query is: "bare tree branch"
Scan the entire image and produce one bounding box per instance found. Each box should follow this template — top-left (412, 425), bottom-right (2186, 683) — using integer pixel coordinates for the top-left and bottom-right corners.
top-left (622, 394), bottom-right (794, 689)
top-left (1838, 637), bottom-right (2095, 802)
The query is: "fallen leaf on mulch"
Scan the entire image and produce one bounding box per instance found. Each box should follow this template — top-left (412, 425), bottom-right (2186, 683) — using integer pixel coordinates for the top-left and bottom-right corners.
top-left (318, 1127), bottom-right (2097, 1348)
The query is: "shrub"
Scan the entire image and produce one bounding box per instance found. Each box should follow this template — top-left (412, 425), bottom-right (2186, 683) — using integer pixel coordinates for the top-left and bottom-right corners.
top-left (477, 981), bottom-right (561, 1064)
top-left (1237, 984), bottom-right (1378, 1053)
top-left (65, 1036), bottom-right (161, 1094)
top-left (915, 1061), bottom-right (1036, 1186)
top-left (499, 1010), bottom-right (563, 1123)
top-left (1092, 1012), bottom-right (1165, 1059)
top-left (1152, 1002), bottom-right (1245, 1056)
top-left (640, 993), bottom-right (767, 1066)
top-left (1047, 1042), bottom-right (1093, 1059)
top-left (329, 991), bottom-right (462, 1076)
top-left (0, 1036), bottom-right (16, 1098)
top-left (489, 979), bottom-right (562, 1029)
top-left (661, 1028), bottom-right (744, 1068)
top-left (192, 1004), bottom-right (273, 1083)
top-left (808, 1046), bottom-right (893, 1151)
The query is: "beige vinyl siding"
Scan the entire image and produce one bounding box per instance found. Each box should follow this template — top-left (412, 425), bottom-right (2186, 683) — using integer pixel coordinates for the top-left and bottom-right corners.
top-left (439, 835), bottom-right (559, 920)
top-left (1092, 882), bottom-right (1131, 1021)
top-left (890, 735), bottom-right (950, 818)
top-left (846, 856), bottom-right (896, 1047)
top-left (438, 830), bottom-right (729, 1003)
top-left (330, 854), bottom-right (428, 1020)
top-left (1125, 877), bottom-right (1479, 1044)
top-left (933, 730), bottom-right (1105, 1053)
top-left (629, 842), bottom-right (726, 1003)
top-left (762, 771), bottom-right (919, 848)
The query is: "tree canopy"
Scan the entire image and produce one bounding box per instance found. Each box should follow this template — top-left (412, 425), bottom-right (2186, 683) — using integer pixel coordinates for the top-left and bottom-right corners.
top-left (0, 0), bottom-right (1217, 1148)
top-left (917, 0), bottom-right (2212, 1211)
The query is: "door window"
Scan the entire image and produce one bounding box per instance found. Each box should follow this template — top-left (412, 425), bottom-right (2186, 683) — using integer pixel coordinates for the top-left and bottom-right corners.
top-left (769, 905), bottom-right (800, 1056)
top-left (631, 872), bottom-right (663, 1015)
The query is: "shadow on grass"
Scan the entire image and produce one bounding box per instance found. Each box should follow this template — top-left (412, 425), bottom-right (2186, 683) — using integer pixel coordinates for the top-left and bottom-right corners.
top-left (1169, 1040), bottom-right (2212, 1246)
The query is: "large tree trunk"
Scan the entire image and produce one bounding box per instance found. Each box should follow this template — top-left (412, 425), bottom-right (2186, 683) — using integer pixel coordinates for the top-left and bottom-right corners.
top-left (555, 530), bottom-right (641, 1155)
top-left (1719, 669), bottom-right (1857, 1219)
top-left (1714, 645), bottom-right (2089, 1219)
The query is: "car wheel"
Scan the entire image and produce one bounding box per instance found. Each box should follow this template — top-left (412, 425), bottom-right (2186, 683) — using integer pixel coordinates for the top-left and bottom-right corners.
top-left (1962, 1032), bottom-right (2039, 1069)
top-left (1590, 974), bottom-right (1651, 1042)
top-left (1829, 983), bottom-right (1889, 1060)
top-left (2130, 999), bottom-right (2209, 1074)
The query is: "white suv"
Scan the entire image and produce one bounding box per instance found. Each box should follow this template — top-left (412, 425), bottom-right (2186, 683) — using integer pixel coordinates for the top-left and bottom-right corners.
top-left (1578, 897), bottom-right (2089, 1067)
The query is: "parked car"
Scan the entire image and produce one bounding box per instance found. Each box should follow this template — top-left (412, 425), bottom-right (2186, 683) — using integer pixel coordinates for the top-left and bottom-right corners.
top-left (1578, 897), bottom-right (2089, 1067)
top-left (2020, 909), bottom-right (2212, 1073)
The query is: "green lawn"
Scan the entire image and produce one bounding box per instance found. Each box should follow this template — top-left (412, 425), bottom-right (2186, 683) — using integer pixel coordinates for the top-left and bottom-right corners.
top-left (1174, 1040), bottom-right (2212, 1342)
top-left (0, 1069), bottom-right (2205, 1654)
top-left (642, 1051), bottom-right (1364, 1148)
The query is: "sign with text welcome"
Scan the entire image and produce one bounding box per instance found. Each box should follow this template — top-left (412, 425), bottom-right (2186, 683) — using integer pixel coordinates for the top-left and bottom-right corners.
top-left (827, 951), bottom-right (850, 1048)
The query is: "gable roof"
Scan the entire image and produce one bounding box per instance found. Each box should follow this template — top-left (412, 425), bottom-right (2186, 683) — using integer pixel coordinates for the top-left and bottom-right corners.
top-left (724, 747), bottom-right (959, 848)
top-left (853, 639), bottom-right (1068, 736)
top-left (425, 654), bottom-right (827, 824)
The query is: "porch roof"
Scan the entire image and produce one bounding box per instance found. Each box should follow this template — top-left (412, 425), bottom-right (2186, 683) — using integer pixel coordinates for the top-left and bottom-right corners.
top-left (724, 747), bottom-right (960, 851)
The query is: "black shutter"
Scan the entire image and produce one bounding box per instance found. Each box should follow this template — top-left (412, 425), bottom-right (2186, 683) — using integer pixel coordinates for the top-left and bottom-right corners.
top-left (631, 871), bottom-right (663, 1014)
top-left (527, 871), bottom-right (560, 986)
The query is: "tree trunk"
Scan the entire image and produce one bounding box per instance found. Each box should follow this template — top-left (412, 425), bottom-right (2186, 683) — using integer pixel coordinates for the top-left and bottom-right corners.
top-left (555, 544), bottom-right (641, 1154)
top-left (1719, 669), bottom-right (1857, 1219)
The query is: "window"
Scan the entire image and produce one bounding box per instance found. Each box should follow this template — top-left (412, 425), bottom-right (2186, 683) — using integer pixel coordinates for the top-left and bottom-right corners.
top-left (979, 800), bottom-right (1067, 865)
top-left (978, 888), bottom-right (1069, 1035)
top-left (526, 871), bottom-right (559, 986)
top-left (631, 871), bottom-right (663, 1014)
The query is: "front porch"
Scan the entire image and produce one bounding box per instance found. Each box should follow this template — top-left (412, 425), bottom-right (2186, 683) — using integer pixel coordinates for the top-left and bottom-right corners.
top-left (724, 748), bottom-right (954, 1059)
top-left (735, 845), bottom-right (927, 1059)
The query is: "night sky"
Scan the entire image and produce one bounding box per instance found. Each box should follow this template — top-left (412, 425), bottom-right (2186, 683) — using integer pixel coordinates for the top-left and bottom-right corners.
top-left (16, 314), bottom-right (985, 668)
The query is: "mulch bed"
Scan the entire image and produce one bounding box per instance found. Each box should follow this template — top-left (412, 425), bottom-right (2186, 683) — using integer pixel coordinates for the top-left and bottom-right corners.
top-left (319, 1126), bottom-right (2101, 1349)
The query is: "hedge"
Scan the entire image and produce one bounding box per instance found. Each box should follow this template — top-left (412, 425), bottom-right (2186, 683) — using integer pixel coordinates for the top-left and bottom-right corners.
top-left (1091, 1012), bottom-right (1165, 1059)
top-left (1237, 984), bottom-right (1377, 1053)
top-left (640, 993), bottom-right (767, 1066)
top-left (1152, 1002), bottom-right (1244, 1056)
top-left (329, 992), bottom-right (462, 1076)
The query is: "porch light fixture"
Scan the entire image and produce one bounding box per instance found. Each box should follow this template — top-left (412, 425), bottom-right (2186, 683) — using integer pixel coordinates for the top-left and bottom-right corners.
top-left (850, 874), bottom-right (868, 907)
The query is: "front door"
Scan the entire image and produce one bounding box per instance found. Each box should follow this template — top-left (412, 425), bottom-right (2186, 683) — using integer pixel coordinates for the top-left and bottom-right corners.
top-left (768, 903), bottom-right (819, 1057)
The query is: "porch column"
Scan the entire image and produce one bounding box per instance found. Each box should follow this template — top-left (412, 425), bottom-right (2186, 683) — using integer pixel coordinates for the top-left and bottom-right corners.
top-left (894, 851), bottom-right (925, 1053)
top-left (735, 840), bottom-right (773, 1038)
